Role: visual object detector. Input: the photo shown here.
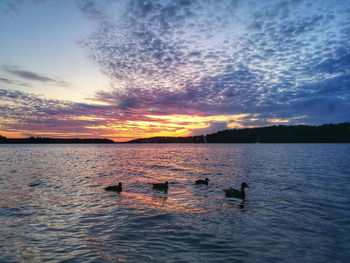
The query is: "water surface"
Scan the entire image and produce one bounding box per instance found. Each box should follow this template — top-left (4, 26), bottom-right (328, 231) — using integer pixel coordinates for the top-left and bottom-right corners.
top-left (0, 144), bottom-right (349, 262)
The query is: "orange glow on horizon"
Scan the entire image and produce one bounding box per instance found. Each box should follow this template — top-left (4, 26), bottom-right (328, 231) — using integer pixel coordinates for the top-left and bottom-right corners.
top-left (83, 113), bottom-right (251, 141)
top-left (0, 113), bottom-right (279, 142)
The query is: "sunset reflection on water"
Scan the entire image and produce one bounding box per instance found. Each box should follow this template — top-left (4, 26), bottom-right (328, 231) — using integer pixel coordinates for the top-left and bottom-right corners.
top-left (1, 144), bottom-right (350, 262)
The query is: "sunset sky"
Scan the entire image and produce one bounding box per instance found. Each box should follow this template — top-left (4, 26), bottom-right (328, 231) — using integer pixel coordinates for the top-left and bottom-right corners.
top-left (1, 0), bottom-right (349, 141)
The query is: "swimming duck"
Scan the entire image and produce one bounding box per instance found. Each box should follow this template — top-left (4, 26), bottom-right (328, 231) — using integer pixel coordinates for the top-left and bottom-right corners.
top-left (195, 178), bottom-right (210, 185)
top-left (152, 181), bottom-right (168, 192)
top-left (224, 182), bottom-right (249, 199)
top-left (104, 182), bottom-right (122, 192)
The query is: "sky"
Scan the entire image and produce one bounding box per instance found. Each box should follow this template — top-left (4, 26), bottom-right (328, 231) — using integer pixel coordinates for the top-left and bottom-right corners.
top-left (0, 0), bottom-right (349, 141)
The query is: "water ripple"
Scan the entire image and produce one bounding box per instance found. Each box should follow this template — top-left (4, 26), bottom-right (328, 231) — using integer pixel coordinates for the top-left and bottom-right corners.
top-left (0, 144), bottom-right (350, 262)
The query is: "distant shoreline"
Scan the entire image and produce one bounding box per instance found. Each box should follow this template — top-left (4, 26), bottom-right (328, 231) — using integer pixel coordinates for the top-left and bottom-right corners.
top-left (0, 137), bottom-right (115, 144)
top-left (124, 123), bottom-right (350, 143)
top-left (1, 123), bottom-right (350, 144)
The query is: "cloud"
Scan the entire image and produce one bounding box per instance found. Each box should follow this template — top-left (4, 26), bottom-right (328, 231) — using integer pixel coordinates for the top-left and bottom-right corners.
top-left (0, 88), bottom-right (163, 139)
top-left (79, 0), bottom-right (241, 92)
top-left (1, 0), bottom-right (350, 140)
top-left (0, 88), bottom-right (108, 138)
top-left (0, 77), bottom-right (31, 87)
top-left (0, 0), bottom-right (24, 13)
top-left (77, 0), bottom-right (350, 127)
top-left (77, 0), bottom-right (107, 20)
top-left (0, 0), bottom-right (52, 14)
top-left (3, 65), bottom-right (71, 87)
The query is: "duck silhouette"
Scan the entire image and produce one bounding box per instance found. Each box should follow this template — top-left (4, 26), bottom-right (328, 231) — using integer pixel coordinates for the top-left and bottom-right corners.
top-left (195, 178), bottom-right (210, 185)
top-left (152, 181), bottom-right (168, 192)
top-left (104, 182), bottom-right (122, 192)
top-left (224, 182), bottom-right (250, 199)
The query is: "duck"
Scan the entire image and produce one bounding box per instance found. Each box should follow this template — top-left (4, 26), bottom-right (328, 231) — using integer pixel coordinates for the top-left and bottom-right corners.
top-left (224, 182), bottom-right (250, 199)
top-left (152, 181), bottom-right (168, 192)
top-left (195, 178), bottom-right (210, 185)
top-left (104, 182), bottom-right (122, 192)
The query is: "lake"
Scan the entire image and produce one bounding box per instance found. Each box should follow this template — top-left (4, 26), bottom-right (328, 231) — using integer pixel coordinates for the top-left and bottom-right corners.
top-left (0, 144), bottom-right (349, 262)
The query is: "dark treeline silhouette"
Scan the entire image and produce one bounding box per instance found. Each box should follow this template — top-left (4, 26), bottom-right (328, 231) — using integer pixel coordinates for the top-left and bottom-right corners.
top-left (0, 136), bottom-right (114, 144)
top-left (1, 123), bottom-right (349, 144)
top-left (126, 123), bottom-right (350, 143)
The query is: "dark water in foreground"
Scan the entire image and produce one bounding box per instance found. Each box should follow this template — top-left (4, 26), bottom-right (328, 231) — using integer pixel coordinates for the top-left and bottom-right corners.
top-left (0, 144), bottom-right (349, 263)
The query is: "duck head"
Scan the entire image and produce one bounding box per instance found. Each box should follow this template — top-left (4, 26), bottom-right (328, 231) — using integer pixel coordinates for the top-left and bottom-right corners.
top-left (241, 182), bottom-right (250, 188)
top-left (205, 178), bottom-right (210, 182)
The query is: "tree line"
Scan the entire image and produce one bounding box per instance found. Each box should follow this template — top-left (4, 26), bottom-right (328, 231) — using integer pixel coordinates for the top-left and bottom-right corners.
top-left (127, 123), bottom-right (350, 143)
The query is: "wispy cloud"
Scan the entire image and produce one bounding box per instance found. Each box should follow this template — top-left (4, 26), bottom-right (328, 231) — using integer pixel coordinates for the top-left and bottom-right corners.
top-left (3, 65), bottom-right (71, 87)
top-left (0, 88), bottom-right (113, 138)
top-left (0, 77), bottom-right (31, 87)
